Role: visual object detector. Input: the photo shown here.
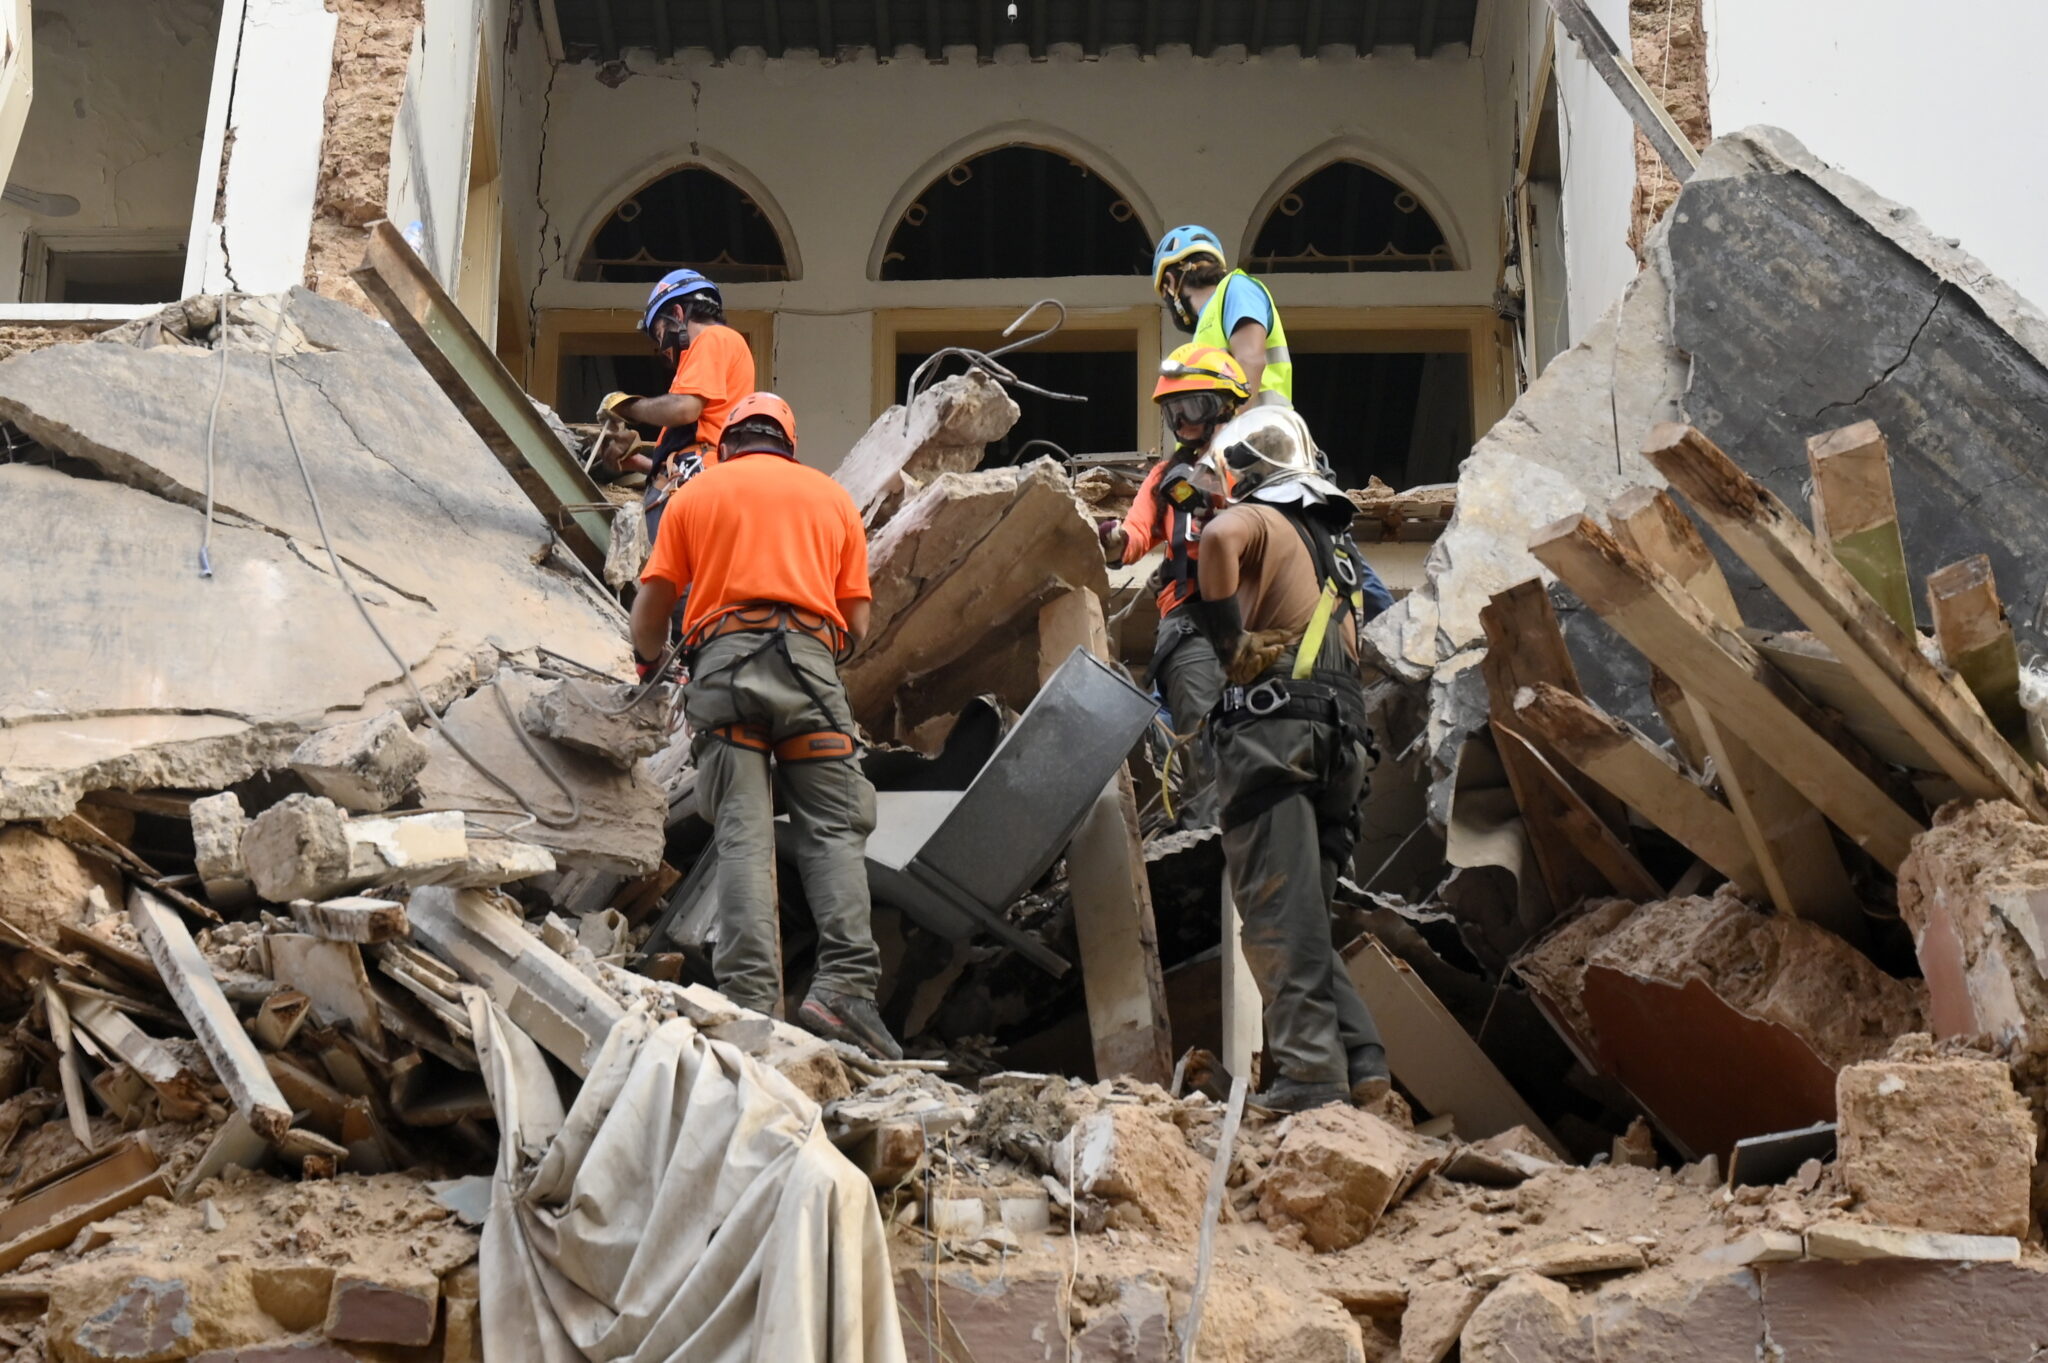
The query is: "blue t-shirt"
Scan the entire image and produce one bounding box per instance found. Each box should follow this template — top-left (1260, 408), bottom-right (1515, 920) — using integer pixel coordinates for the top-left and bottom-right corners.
top-left (1219, 274), bottom-right (1275, 337)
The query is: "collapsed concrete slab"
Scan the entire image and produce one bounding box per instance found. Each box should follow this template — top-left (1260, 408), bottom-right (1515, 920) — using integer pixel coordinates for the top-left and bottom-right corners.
top-left (1520, 888), bottom-right (1924, 1160)
top-left (832, 367), bottom-right (1021, 523)
top-left (289, 711), bottom-right (430, 813)
top-left (1836, 1049), bottom-right (2036, 1237)
top-left (1376, 124), bottom-right (2048, 780)
top-left (0, 292), bottom-right (628, 821)
top-left (519, 680), bottom-right (669, 769)
top-left (842, 458), bottom-right (1106, 742)
top-left (1896, 800), bottom-right (2048, 1051)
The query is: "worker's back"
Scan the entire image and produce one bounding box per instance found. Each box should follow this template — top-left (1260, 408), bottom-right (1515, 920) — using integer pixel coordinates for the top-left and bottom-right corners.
top-left (647, 452), bottom-right (869, 640)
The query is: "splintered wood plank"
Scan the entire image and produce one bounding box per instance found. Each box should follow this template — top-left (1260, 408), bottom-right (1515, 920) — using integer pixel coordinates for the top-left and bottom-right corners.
top-left (126, 888), bottom-right (290, 1141)
top-left (1038, 588), bottom-right (1173, 1087)
top-left (1807, 422), bottom-right (1915, 635)
top-left (1528, 513), bottom-right (1924, 869)
top-left (1649, 668), bottom-right (1710, 775)
top-left (267, 935), bottom-right (385, 1050)
top-left (1479, 580), bottom-right (1634, 910)
top-left (1494, 728), bottom-right (1662, 901)
top-left (1644, 423), bottom-right (2048, 819)
top-left (1607, 485), bottom-right (1859, 936)
top-left (61, 990), bottom-right (207, 1121)
top-left (1926, 556), bottom-right (2029, 753)
top-left (1514, 683), bottom-right (1765, 898)
top-left (290, 896), bottom-right (408, 945)
top-left (41, 984), bottom-right (92, 1151)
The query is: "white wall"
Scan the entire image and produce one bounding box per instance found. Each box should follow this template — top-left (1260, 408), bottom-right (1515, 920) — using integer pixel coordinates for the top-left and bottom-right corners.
top-left (1549, 0), bottom-right (1637, 342)
top-left (1708, 0), bottom-right (2048, 310)
top-left (388, 0), bottom-right (486, 287)
top-left (1, 0), bottom-right (220, 301)
top-left (530, 45), bottom-right (1499, 456)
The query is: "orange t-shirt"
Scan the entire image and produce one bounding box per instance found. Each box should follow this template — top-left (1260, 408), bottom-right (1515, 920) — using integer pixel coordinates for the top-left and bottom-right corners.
top-left (1118, 456), bottom-right (1207, 614)
top-left (640, 451), bottom-right (870, 639)
top-left (660, 323), bottom-right (756, 453)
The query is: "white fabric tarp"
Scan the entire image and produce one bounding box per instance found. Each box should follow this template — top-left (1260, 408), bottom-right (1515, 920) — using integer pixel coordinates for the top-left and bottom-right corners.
top-left (473, 997), bottom-right (908, 1363)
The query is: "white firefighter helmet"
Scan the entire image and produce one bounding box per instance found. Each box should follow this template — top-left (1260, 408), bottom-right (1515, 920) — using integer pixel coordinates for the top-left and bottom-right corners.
top-left (1199, 405), bottom-right (1346, 508)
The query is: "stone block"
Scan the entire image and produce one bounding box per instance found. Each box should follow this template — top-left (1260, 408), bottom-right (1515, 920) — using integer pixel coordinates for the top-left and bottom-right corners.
top-left (55, 1276), bottom-right (197, 1363)
top-left (895, 1269), bottom-right (1064, 1363)
top-left (1700, 1230), bottom-right (1803, 1266)
top-left (249, 1264), bottom-right (333, 1334)
top-left (289, 711), bottom-right (429, 812)
top-left (1399, 1279), bottom-right (1488, 1363)
top-left (1073, 1275), bottom-right (1169, 1363)
top-left (1760, 1259), bottom-right (2048, 1361)
top-left (1896, 801), bottom-right (2048, 1051)
top-left (322, 1268), bottom-right (439, 1347)
top-left (189, 792), bottom-right (252, 904)
top-left (1803, 1220), bottom-right (2020, 1263)
top-left (520, 680), bottom-right (670, 768)
top-left (1055, 1106), bottom-right (1206, 1235)
top-left (191, 1346), bottom-right (361, 1363)
top-left (442, 1297), bottom-right (481, 1363)
top-left (1476, 1242), bottom-right (1647, 1286)
top-left (1584, 1268), bottom-right (1764, 1361)
top-left (243, 796), bottom-right (469, 902)
top-left (1837, 1054), bottom-right (2035, 1237)
top-left (1257, 1106), bottom-right (1415, 1252)
top-left (1459, 1273), bottom-right (1592, 1363)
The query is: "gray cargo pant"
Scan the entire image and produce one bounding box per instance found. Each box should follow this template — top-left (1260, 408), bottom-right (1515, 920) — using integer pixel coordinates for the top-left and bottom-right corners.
top-left (1152, 610), bottom-right (1225, 825)
top-left (1211, 664), bottom-right (1383, 1086)
top-left (680, 630), bottom-right (881, 1014)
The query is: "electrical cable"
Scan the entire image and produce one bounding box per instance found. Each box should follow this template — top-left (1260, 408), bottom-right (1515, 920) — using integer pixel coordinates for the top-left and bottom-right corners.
top-left (197, 293), bottom-right (232, 578)
top-left (260, 294), bottom-right (583, 832)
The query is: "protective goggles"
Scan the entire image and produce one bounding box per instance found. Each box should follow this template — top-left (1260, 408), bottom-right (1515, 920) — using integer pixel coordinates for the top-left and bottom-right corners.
top-left (1159, 391), bottom-right (1228, 431)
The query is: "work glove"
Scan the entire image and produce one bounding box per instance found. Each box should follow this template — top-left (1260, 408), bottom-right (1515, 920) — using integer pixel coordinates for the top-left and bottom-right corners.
top-left (1097, 518), bottom-right (1126, 560)
top-left (598, 391), bottom-right (634, 422)
top-left (634, 649), bottom-right (661, 683)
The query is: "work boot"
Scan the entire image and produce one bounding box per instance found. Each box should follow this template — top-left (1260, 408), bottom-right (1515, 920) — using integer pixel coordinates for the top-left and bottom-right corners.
top-left (1249, 1076), bottom-right (1349, 1114)
top-left (1349, 1044), bottom-right (1392, 1106)
top-left (797, 988), bottom-right (904, 1062)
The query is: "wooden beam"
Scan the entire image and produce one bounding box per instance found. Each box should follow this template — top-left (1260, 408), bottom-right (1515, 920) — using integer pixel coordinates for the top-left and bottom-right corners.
top-left (62, 990), bottom-right (207, 1122)
top-left (290, 896), bottom-right (408, 945)
top-left (127, 887), bottom-right (291, 1140)
top-left (1607, 485), bottom-right (1859, 936)
top-left (1644, 423), bottom-right (2048, 819)
top-left (1807, 422), bottom-right (1915, 635)
top-left (1514, 683), bottom-right (1765, 897)
top-left (1478, 579), bottom-right (1629, 832)
top-left (1037, 590), bottom-right (1172, 1086)
top-left (1495, 728), bottom-right (1662, 901)
top-left (1649, 668), bottom-right (1710, 774)
top-left (269, 935), bottom-right (386, 1049)
top-left (1927, 555), bottom-right (2029, 752)
top-left (1528, 514), bottom-right (1925, 868)
top-left (1543, 0), bottom-right (1698, 178)
top-left (42, 984), bottom-right (92, 1151)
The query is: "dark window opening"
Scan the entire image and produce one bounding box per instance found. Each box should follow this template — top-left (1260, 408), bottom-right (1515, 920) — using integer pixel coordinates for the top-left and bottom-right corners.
top-left (880, 146), bottom-right (1152, 281)
top-left (577, 167), bottom-right (790, 284)
top-left (1248, 161), bottom-right (1454, 274)
top-left (557, 350), bottom-right (674, 437)
top-left (40, 247), bottom-right (186, 305)
top-left (895, 349), bottom-right (1136, 460)
top-left (1292, 351), bottom-right (1473, 488)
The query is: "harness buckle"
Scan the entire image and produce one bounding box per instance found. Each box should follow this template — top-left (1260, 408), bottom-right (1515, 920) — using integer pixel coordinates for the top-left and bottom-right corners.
top-left (1244, 680), bottom-right (1290, 716)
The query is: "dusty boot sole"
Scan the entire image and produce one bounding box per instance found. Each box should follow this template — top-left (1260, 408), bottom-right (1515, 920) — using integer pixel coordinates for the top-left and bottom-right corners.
top-left (1350, 1075), bottom-right (1393, 1106)
top-left (1248, 1083), bottom-right (1350, 1115)
top-left (796, 995), bottom-right (899, 1062)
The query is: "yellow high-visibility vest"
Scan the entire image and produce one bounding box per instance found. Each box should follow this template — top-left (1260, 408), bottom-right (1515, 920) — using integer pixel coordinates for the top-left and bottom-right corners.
top-left (1194, 269), bottom-right (1292, 406)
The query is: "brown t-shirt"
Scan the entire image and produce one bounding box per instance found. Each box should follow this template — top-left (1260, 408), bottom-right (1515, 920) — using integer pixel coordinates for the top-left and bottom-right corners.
top-left (1197, 504), bottom-right (1357, 657)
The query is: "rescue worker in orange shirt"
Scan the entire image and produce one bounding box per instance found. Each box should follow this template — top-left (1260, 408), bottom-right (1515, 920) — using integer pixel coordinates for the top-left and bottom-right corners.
top-left (629, 392), bottom-right (902, 1062)
top-left (1099, 344), bottom-right (1250, 825)
top-left (597, 269), bottom-right (756, 541)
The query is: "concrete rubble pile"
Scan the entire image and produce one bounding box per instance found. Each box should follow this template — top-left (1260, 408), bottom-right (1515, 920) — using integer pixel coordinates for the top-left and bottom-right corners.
top-left (4, 122), bottom-right (2048, 1363)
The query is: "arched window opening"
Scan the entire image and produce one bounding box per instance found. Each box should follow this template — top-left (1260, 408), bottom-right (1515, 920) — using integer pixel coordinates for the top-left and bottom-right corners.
top-left (576, 166), bottom-right (790, 283)
top-left (1248, 161), bottom-right (1454, 273)
top-left (881, 146), bottom-right (1151, 281)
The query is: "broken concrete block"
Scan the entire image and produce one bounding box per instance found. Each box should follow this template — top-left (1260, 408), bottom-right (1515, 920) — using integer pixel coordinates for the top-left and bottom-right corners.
top-left (1257, 1106), bottom-right (1416, 1252)
top-left (413, 835), bottom-right (558, 888)
top-left (1896, 800), bottom-right (2048, 1050)
top-left (189, 792), bottom-right (252, 904)
top-left (1837, 1052), bottom-right (2035, 1237)
top-left (323, 1267), bottom-right (440, 1346)
top-left (0, 291), bottom-right (631, 825)
top-left (248, 1263), bottom-right (334, 1333)
top-left (520, 680), bottom-right (670, 768)
top-left (834, 367), bottom-right (1021, 522)
top-left (1583, 1267), bottom-right (1765, 1360)
top-left (1803, 1220), bottom-right (2021, 1263)
top-left (1534, 886), bottom-right (1923, 1162)
top-left (1480, 1241), bottom-right (1648, 1284)
top-left (1052, 1106), bottom-right (1205, 1235)
top-left (1072, 1274), bottom-right (1170, 1363)
top-left (289, 711), bottom-right (429, 812)
top-left (242, 796), bottom-right (469, 902)
top-left (1611, 1116), bottom-right (1657, 1169)
top-left (47, 1263), bottom-right (278, 1363)
top-left (1399, 1279), bottom-right (1488, 1363)
top-left (1459, 1273), bottom-right (1591, 1363)
top-left (0, 824), bottom-right (124, 947)
top-left (417, 671), bottom-right (664, 876)
top-left (1759, 1260), bottom-right (2048, 1360)
top-left (1700, 1230), bottom-right (1804, 1266)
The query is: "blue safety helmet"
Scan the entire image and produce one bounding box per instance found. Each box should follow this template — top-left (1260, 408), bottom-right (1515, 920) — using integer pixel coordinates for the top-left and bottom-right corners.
top-left (641, 269), bottom-right (721, 335)
top-left (1151, 225), bottom-right (1228, 296)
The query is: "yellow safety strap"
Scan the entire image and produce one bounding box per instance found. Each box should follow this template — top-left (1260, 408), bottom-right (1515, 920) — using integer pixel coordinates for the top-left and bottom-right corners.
top-left (1294, 580), bottom-right (1342, 680)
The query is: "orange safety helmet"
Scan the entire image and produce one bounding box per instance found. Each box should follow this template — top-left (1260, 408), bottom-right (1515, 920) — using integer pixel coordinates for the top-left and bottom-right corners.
top-left (1152, 344), bottom-right (1250, 405)
top-left (718, 391), bottom-right (798, 461)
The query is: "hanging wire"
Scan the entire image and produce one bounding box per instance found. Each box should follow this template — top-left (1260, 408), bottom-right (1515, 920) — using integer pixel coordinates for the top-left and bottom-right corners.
top-left (197, 294), bottom-right (232, 577)
top-left (904, 298), bottom-right (1088, 404)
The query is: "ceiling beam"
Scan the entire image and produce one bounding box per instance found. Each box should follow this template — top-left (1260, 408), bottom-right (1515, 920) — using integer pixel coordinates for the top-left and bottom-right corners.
top-left (652, 0), bottom-right (673, 60)
top-left (1416, 0), bottom-right (1440, 57)
top-left (816, 0), bottom-right (834, 55)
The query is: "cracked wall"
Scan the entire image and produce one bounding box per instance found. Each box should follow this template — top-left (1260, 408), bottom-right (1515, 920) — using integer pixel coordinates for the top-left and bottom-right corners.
top-left (0, 0), bottom-right (221, 302)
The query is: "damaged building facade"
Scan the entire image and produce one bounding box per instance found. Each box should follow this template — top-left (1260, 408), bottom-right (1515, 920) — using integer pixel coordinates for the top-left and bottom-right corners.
top-left (8, 2), bottom-right (2048, 1362)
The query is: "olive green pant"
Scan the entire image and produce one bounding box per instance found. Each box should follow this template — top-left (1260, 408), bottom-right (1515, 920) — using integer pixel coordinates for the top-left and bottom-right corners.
top-left (1212, 687), bottom-right (1383, 1087)
top-left (1152, 611), bottom-right (1224, 825)
top-left (681, 630), bottom-right (881, 1014)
